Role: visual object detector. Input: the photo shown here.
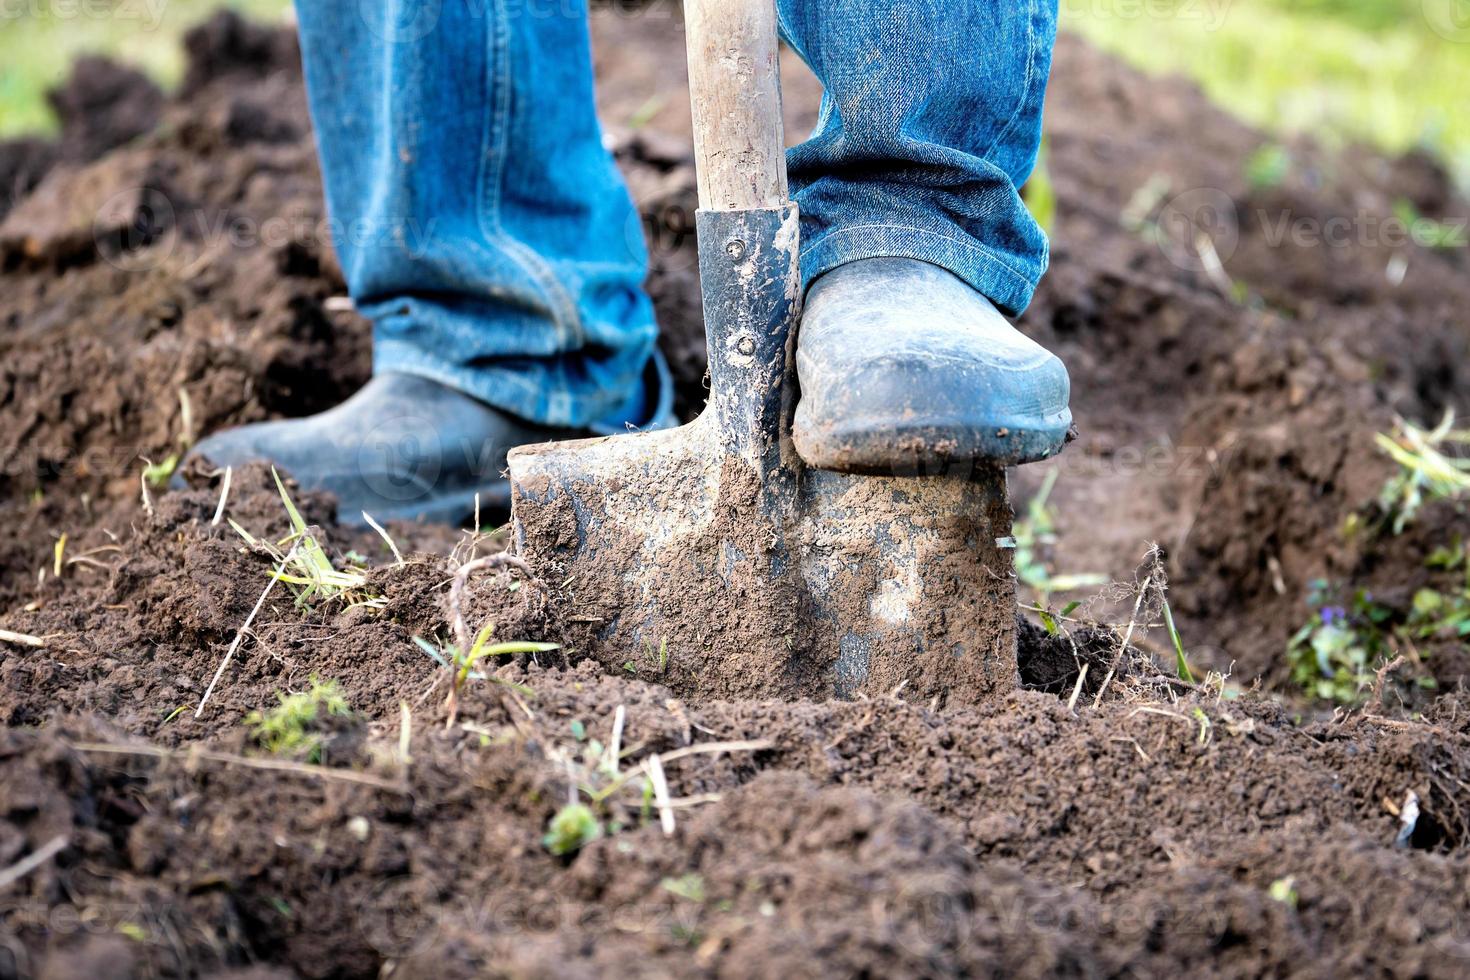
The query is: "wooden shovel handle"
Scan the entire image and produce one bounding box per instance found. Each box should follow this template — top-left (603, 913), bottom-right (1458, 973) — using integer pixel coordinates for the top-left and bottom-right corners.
top-left (683, 0), bottom-right (789, 211)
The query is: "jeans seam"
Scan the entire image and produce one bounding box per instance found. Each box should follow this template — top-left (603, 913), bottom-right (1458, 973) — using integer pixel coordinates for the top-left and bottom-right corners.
top-left (980, 0), bottom-right (1040, 165)
top-left (477, 0), bottom-right (586, 352)
top-left (800, 223), bottom-right (1035, 291)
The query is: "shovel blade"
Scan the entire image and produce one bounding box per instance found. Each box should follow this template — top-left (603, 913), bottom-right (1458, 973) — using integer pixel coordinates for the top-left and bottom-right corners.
top-left (508, 419), bottom-right (1016, 705)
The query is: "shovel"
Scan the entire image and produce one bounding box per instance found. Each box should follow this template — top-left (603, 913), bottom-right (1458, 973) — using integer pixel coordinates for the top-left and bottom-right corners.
top-left (508, 0), bottom-right (1017, 705)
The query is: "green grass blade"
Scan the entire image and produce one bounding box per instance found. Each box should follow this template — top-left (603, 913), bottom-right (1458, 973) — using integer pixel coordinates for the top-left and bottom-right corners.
top-left (1162, 594), bottom-right (1196, 684)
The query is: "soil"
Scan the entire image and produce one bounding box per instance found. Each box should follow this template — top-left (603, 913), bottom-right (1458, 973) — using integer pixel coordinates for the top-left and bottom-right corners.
top-left (2, 7), bottom-right (1470, 978)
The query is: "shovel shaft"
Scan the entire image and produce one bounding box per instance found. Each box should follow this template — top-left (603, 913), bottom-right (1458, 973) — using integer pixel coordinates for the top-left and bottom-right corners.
top-left (684, 0), bottom-right (788, 210)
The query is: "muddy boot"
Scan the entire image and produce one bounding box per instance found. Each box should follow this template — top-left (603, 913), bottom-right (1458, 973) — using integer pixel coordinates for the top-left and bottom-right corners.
top-left (181, 373), bottom-right (581, 525)
top-left (792, 257), bottom-right (1071, 472)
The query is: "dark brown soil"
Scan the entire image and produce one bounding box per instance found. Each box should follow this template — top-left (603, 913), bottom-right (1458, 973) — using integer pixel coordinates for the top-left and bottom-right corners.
top-left (2, 8), bottom-right (1470, 978)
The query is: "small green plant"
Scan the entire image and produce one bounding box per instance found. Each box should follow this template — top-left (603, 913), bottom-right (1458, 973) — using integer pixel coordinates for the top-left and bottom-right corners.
top-left (245, 677), bottom-right (352, 763)
top-left (661, 873), bottom-right (706, 903)
top-left (1244, 143), bottom-right (1292, 189)
top-left (543, 802), bottom-right (602, 856)
top-left (1402, 540), bottom-right (1470, 641)
top-left (142, 388), bottom-right (195, 489)
top-left (230, 468), bottom-right (385, 610)
top-left (413, 628), bottom-right (556, 728)
top-left (1012, 470), bottom-right (1107, 603)
top-left (1161, 593), bottom-right (1197, 684)
top-left (1287, 581), bottom-right (1393, 703)
top-left (1375, 413), bottom-right (1470, 534)
top-left (534, 707), bottom-right (769, 858)
top-left (1268, 876), bottom-right (1298, 908)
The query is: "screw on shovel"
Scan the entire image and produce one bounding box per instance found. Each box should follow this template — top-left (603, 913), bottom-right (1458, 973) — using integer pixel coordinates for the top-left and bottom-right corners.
top-left (508, 0), bottom-right (1017, 704)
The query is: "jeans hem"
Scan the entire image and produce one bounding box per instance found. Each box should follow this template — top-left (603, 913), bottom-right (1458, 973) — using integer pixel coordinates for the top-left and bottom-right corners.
top-left (799, 224), bottom-right (1041, 316)
top-left (374, 338), bottom-right (674, 436)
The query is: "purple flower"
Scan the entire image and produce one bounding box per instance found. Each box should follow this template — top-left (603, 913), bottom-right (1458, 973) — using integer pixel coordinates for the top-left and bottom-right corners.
top-left (1320, 606), bottom-right (1347, 626)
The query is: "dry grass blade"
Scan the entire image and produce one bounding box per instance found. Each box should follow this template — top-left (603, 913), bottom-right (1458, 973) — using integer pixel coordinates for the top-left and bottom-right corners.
top-left (1066, 662), bottom-right (1090, 712)
top-left (211, 466), bottom-right (233, 526)
top-left (644, 752), bottom-right (676, 836)
top-left (196, 541), bottom-right (299, 718)
top-left (362, 511), bottom-right (404, 567)
top-left (0, 834), bottom-right (68, 892)
top-left (656, 739), bottom-right (775, 764)
top-left (0, 629), bottom-right (47, 649)
top-left (65, 741), bottom-right (409, 793)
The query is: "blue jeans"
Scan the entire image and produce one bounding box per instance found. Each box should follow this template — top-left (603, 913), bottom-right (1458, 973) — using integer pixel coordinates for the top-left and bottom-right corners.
top-left (295, 0), bottom-right (1056, 431)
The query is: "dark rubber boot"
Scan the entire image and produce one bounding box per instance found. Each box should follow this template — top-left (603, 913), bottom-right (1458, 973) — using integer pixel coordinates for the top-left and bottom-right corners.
top-left (181, 373), bottom-right (582, 525)
top-left (792, 257), bottom-right (1072, 472)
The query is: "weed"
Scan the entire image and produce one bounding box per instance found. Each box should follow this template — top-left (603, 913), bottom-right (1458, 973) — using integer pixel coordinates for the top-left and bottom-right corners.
top-left (643, 636), bottom-right (670, 674)
top-left (116, 922), bottom-right (149, 943)
top-left (245, 677), bottom-right (352, 763)
top-left (1161, 593), bottom-right (1197, 684)
top-left (1268, 876), bottom-right (1299, 908)
top-left (1375, 413), bottom-right (1470, 534)
top-left (1192, 707), bottom-right (1213, 745)
top-left (414, 628), bottom-right (554, 700)
top-left (543, 802), bottom-right (602, 856)
top-left (142, 388), bottom-right (195, 489)
top-left (661, 874), bottom-right (706, 903)
top-left (1404, 539), bottom-right (1470, 641)
top-left (1245, 143), bottom-right (1293, 189)
top-left (230, 468), bottom-right (385, 611)
top-left (1284, 415), bottom-right (1470, 701)
top-left (535, 705), bottom-right (771, 857)
top-left (1288, 581), bottom-right (1394, 703)
top-left (413, 628), bottom-right (555, 729)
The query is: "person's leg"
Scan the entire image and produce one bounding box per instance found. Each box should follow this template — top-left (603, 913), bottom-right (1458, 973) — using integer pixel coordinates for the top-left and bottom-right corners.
top-left (297, 0), bottom-right (665, 432)
top-left (187, 0), bottom-right (671, 524)
top-left (778, 0), bottom-right (1072, 469)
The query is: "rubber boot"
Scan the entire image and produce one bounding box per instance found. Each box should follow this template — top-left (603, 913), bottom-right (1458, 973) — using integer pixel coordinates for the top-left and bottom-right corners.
top-left (180, 373), bottom-right (583, 525)
top-left (793, 257), bottom-right (1072, 472)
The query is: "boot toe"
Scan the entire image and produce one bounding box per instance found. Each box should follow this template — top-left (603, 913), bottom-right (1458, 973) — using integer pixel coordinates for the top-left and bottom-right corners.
top-left (792, 258), bottom-right (1073, 472)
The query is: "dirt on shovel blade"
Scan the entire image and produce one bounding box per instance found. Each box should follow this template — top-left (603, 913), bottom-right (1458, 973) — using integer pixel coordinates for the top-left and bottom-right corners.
top-left (2, 9), bottom-right (1470, 978)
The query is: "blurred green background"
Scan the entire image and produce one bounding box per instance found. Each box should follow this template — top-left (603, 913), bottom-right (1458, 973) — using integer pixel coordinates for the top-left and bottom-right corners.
top-left (0, 0), bottom-right (1467, 186)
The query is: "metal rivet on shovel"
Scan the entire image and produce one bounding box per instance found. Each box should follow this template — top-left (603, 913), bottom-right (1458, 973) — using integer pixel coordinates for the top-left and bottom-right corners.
top-left (508, 0), bottom-right (1016, 705)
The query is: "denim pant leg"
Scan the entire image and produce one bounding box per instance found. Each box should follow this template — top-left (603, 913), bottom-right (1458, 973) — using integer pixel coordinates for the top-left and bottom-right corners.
top-left (778, 0), bottom-right (1057, 316)
top-left (294, 0), bottom-right (669, 432)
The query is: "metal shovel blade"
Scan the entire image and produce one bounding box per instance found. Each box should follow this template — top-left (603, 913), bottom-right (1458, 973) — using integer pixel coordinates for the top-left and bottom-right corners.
top-left (508, 207), bottom-right (1017, 705)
